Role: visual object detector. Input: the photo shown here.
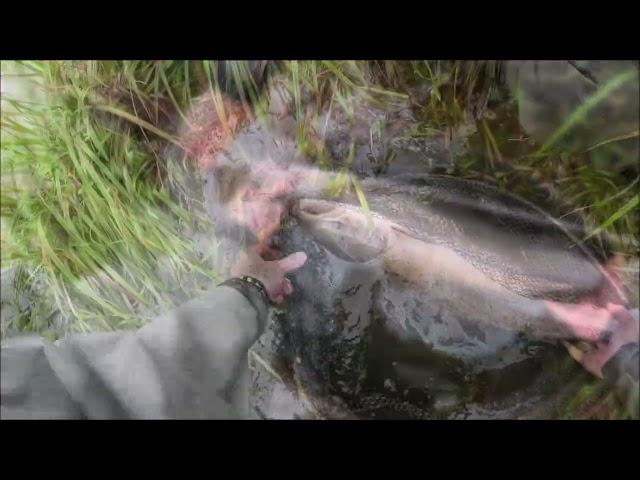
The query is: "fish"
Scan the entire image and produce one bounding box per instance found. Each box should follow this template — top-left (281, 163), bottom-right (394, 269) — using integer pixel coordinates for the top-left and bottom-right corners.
top-left (291, 174), bottom-right (623, 343)
top-left (249, 173), bottom-right (625, 420)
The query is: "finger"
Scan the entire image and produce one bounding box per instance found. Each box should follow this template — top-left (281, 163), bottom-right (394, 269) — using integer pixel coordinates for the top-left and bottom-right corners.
top-left (607, 304), bottom-right (640, 341)
top-left (607, 302), bottom-right (633, 320)
top-left (283, 278), bottom-right (294, 295)
top-left (563, 341), bottom-right (585, 363)
top-left (277, 251), bottom-right (307, 273)
top-left (563, 341), bottom-right (604, 378)
top-left (545, 301), bottom-right (617, 343)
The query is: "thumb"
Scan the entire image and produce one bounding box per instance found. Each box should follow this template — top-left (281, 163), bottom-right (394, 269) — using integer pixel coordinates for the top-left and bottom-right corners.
top-left (563, 340), bottom-right (585, 363)
top-left (276, 251), bottom-right (307, 274)
top-left (563, 340), bottom-right (604, 378)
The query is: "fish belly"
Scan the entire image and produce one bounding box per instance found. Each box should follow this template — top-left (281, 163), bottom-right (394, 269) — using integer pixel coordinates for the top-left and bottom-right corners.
top-left (383, 234), bottom-right (577, 340)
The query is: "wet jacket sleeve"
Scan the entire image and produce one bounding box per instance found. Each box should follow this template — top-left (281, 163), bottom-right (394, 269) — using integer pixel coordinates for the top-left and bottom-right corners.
top-left (602, 342), bottom-right (639, 419)
top-left (1, 285), bottom-right (269, 420)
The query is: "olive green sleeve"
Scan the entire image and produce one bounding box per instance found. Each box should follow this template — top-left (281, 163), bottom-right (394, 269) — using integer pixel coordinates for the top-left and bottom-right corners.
top-left (602, 342), bottom-right (639, 419)
top-left (1, 285), bottom-right (269, 419)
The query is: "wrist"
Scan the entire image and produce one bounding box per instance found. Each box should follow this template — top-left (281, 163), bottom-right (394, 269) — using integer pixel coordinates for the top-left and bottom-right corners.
top-left (240, 276), bottom-right (272, 303)
top-left (219, 276), bottom-right (272, 324)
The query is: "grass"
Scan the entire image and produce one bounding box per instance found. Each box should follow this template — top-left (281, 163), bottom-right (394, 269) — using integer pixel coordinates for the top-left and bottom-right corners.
top-left (456, 83), bottom-right (639, 259)
top-left (1, 60), bottom-right (638, 418)
top-left (1, 61), bottom-right (221, 338)
top-left (275, 60), bottom-right (638, 259)
top-left (535, 69), bottom-right (638, 156)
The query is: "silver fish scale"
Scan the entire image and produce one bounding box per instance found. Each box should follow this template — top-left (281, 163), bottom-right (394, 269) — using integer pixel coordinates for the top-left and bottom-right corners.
top-left (252, 192), bottom-right (587, 419)
top-left (353, 393), bottom-right (433, 419)
top-left (358, 175), bottom-right (603, 302)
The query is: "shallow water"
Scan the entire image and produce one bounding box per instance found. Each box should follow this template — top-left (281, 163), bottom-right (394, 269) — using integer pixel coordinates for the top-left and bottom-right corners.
top-left (243, 61), bottom-right (639, 420)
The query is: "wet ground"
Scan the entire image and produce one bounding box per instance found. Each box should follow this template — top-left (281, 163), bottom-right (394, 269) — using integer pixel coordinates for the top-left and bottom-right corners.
top-left (239, 62), bottom-right (639, 420)
top-left (2, 61), bottom-right (638, 419)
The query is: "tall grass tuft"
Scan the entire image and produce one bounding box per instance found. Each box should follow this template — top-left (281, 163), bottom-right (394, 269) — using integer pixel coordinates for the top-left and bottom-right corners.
top-left (1, 61), bottom-right (219, 338)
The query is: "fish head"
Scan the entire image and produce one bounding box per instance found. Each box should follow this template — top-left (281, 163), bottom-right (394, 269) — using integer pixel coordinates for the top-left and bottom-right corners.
top-left (293, 199), bottom-right (390, 262)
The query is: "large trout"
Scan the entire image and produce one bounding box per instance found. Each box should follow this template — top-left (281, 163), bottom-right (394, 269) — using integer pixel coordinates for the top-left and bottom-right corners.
top-left (292, 175), bottom-right (626, 342)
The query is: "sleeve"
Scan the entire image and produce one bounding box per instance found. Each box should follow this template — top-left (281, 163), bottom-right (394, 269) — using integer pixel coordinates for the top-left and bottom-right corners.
top-left (601, 342), bottom-right (639, 419)
top-left (1, 285), bottom-right (269, 420)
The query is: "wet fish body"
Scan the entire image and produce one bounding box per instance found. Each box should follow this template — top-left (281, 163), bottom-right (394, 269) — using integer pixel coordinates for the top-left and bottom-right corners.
top-left (293, 174), bottom-right (612, 341)
top-left (249, 174), bottom-right (616, 419)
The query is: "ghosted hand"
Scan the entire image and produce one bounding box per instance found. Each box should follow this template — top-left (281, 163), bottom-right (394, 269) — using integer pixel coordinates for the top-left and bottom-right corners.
top-left (225, 164), bottom-right (307, 244)
top-left (564, 305), bottom-right (639, 378)
top-left (231, 248), bottom-right (307, 303)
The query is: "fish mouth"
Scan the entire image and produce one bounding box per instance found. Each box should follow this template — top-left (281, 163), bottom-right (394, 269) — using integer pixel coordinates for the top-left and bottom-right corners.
top-left (292, 198), bottom-right (388, 263)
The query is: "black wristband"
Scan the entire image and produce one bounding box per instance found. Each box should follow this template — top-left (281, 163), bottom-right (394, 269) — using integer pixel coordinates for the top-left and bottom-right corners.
top-left (219, 276), bottom-right (272, 310)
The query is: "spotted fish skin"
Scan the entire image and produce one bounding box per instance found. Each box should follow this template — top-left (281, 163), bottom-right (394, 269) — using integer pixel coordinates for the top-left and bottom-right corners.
top-left (338, 173), bottom-right (610, 303)
top-left (292, 173), bottom-right (622, 344)
top-left (250, 207), bottom-right (593, 420)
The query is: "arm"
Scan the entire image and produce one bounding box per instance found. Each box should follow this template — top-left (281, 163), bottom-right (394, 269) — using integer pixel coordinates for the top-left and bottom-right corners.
top-left (1, 250), bottom-right (306, 420)
top-left (1, 286), bottom-right (266, 420)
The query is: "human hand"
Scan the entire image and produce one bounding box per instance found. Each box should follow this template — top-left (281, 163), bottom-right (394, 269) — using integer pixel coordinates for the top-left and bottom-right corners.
top-left (230, 247), bottom-right (307, 303)
top-left (227, 168), bottom-right (300, 244)
top-left (563, 305), bottom-right (639, 378)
